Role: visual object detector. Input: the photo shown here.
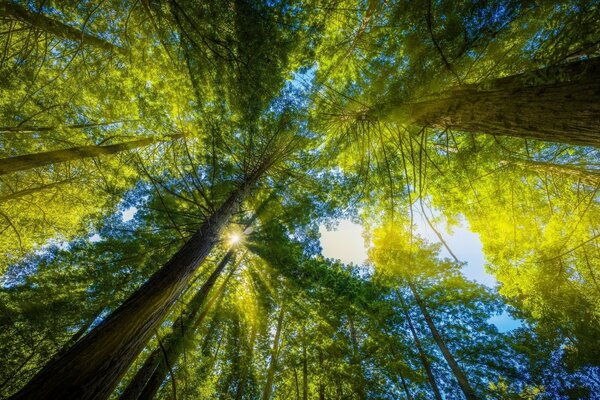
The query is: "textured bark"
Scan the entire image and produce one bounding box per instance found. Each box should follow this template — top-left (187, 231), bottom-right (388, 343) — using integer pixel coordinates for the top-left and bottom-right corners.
top-left (262, 306), bottom-right (285, 400)
top-left (10, 162), bottom-right (267, 400)
top-left (123, 251), bottom-right (236, 400)
top-left (132, 206), bottom-right (267, 400)
top-left (0, 135), bottom-right (181, 176)
top-left (397, 293), bottom-right (442, 400)
top-left (407, 282), bottom-right (478, 400)
top-left (0, 1), bottom-right (125, 53)
top-left (384, 57), bottom-right (600, 147)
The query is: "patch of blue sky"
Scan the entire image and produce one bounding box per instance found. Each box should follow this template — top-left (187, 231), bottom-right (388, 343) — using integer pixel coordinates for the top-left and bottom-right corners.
top-left (121, 206), bottom-right (138, 223)
top-left (319, 215), bottom-right (523, 332)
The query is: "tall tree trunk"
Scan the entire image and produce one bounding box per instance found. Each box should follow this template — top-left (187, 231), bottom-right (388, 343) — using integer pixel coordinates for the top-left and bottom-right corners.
top-left (0, 1), bottom-right (125, 53)
top-left (293, 367), bottom-right (300, 400)
top-left (381, 57), bottom-right (600, 147)
top-left (0, 135), bottom-right (181, 176)
top-left (397, 371), bottom-right (413, 400)
top-left (347, 314), bottom-right (367, 400)
top-left (10, 161), bottom-right (268, 400)
top-left (0, 178), bottom-right (75, 202)
top-left (407, 282), bottom-right (478, 400)
top-left (302, 344), bottom-right (308, 400)
top-left (262, 306), bottom-right (286, 400)
top-left (133, 204), bottom-right (268, 400)
top-left (318, 349), bottom-right (325, 400)
top-left (233, 323), bottom-right (258, 400)
top-left (119, 250), bottom-right (237, 400)
top-left (397, 293), bottom-right (442, 400)
top-left (0, 120), bottom-right (137, 133)
top-left (509, 158), bottom-right (600, 186)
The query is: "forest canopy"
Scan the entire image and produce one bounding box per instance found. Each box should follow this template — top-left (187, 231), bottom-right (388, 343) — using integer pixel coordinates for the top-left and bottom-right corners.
top-left (0, 0), bottom-right (599, 399)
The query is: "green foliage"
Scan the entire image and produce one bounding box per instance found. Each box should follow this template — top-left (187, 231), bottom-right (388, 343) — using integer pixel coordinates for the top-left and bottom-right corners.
top-left (1, 0), bottom-right (599, 399)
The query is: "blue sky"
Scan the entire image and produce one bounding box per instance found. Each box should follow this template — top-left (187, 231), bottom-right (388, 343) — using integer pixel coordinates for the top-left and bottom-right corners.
top-left (319, 218), bottom-right (522, 332)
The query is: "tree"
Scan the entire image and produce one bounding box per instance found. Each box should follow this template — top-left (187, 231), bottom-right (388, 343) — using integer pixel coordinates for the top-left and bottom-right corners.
top-left (3, 0), bottom-right (600, 399)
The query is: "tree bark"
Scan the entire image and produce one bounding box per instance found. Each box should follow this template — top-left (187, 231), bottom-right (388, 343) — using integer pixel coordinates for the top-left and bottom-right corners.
top-left (382, 57), bottom-right (600, 147)
top-left (10, 161), bottom-right (268, 400)
top-left (131, 250), bottom-right (242, 400)
top-left (407, 282), bottom-right (478, 400)
top-left (0, 135), bottom-right (181, 176)
top-left (262, 306), bottom-right (286, 400)
top-left (0, 1), bottom-right (125, 53)
top-left (133, 205), bottom-right (268, 400)
top-left (397, 293), bottom-right (442, 400)
top-left (119, 250), bottom-right (235, 400)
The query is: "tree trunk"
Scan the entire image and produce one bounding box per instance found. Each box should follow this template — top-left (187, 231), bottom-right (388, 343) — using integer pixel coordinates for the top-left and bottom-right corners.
top-left (262, 306), bottom-right (286, 400)
top-left (382, 57), bottom-right (600, 147)
top-left (510, 158), bottom-right (600, 186)
top-left (407, 282), bottom-right (478, 400)
top-left (302, 344), bottom-right (308, 400)
top-left (119, 250), bottom-right (235, 400)
top-left (233, 323), bottom-right (258, 400)
top-left (133, 206), bottom-right (268, 400)
top-left (131, 250), bottom-right (243, 400)
top-left (397, 371), bottom-right (413, 400)
top-left (293, 367), bottom-right (300, 400)
top-left (0, 120), bottom-right (137, 133)
top-left (397, 293), bottom-right (442, 400)
top-left (0, 178), bottom-right (75, 202)
top-left (0, 135), bottom-right (181, 176)
top-left (10, 162), bottom-right (268, 400)
top-left (55, 305), bottom-right (106, 358)
top-left (0, 1), bottom-right (125, 53)
top-left (347, 314), bottom-right (367, 400)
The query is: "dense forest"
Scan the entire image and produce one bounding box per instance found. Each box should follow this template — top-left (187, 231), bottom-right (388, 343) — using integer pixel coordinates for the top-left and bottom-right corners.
top-left (0, 0), bottom-right (599, 399)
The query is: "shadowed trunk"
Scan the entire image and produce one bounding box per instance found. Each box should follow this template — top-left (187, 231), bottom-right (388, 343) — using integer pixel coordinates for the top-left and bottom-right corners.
top-left (397, 293), bottom-right (442, 400)
top-left (132, 204), bottom-right (269, 400)
top-left (119, 250), bottom-right (236, 400)
top-left (262, 306), bottom-right (286, 400)
top-left (131, 251), bottom-right (244, 400)
top-left (381, 57), bottom-right (600, 147)
top-left (398, 371), bottom-right (413, 400)
top-left (0, 1), bottom-right (125, 53)
top-left (10, 161), bottom-right (268, 400)
top-left (0, 135), bottom-right (181, 176)
top-left (407, 282), bottom-right (478, 400)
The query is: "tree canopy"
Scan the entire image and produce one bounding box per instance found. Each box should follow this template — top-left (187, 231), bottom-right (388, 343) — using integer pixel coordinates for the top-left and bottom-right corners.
top-left (0, 0), bottom-right (599, 399)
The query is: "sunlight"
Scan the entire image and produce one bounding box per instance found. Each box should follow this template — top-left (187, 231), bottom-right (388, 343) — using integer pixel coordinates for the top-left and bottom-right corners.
top-left (229, 233), bottom-right (241, 246)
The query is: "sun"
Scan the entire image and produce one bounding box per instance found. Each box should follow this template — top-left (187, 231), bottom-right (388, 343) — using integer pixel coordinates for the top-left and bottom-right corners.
top-left (229, 233), bottom-right (241, 245)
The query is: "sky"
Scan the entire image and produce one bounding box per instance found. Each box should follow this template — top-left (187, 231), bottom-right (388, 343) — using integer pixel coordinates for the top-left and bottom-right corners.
top-left (319, 218), bottom-right (522, 332)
